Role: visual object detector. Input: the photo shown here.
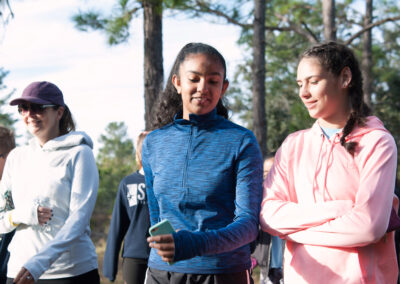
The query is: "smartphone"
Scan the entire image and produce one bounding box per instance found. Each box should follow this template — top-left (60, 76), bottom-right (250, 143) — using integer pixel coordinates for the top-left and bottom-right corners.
top-left (149, 219), bottom-right (175, 236)
top-left (148, 219), bottom-right (175, 265)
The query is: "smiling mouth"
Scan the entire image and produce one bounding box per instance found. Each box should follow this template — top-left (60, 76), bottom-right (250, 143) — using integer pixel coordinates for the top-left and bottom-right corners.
top-left (192, 97), bottom-right (208, 103)
top-left (304, 101), bottom-right (317, 109)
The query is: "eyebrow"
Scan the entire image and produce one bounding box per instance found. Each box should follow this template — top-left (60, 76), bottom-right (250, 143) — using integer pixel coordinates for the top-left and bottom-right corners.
top-left (296, 74), bottom-right (323, 82)
top-left (187, 70), bottom-right (223, 77)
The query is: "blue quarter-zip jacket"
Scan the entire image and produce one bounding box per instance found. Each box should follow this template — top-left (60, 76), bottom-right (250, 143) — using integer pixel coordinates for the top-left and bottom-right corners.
top-left (141, 109), bottom-right (263, 274)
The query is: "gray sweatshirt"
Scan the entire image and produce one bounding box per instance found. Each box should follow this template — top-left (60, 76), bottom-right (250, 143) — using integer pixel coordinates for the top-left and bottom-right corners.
top-left (0, 131), bottom-right (99, 280)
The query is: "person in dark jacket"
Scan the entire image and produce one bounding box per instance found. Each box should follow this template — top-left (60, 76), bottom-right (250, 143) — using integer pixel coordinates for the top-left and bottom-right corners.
top-left (0, 126), bottom-right (16, 284)
top-left (103, 131), bottom-right (150, 284)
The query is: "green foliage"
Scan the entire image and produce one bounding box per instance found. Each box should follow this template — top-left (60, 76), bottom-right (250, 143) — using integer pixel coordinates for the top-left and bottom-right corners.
top-left (230, 0), bottom-right (317, 153)
top-left (370, 13), bottom-right (400, 178)
top-left (229, 0), bottom-right (400, 177)
top-left (96, 122), bottom-right (136, 214)
top-left (0, 68), bottom-right (16, 129)
top-left (72, 1), bottom-right (142, 45)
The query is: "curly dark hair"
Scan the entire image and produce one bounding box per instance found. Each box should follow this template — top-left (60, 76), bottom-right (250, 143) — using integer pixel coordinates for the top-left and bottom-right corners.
top-left (300, 41), bottom-right (371, 155)
top-left (151, 42), bottom-right (229, 130)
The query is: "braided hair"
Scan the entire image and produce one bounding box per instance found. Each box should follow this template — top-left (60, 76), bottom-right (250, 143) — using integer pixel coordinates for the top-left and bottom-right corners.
top-left (151, 42), bottom-right (229, 130)
top-left (300, 42), bottom-right (371, 155)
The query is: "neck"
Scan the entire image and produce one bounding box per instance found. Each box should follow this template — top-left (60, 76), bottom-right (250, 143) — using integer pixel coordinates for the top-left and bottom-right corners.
top-left (319, 103), bottom-right (351, 129)
top-left (37, 131), bottom-right (60, 146)
top-left (318, 118), bottom-right (347, 129)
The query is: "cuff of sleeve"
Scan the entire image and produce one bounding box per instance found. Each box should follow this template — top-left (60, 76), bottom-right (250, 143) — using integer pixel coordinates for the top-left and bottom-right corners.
top-left (9, 204), bottom-right (39, 226)
top-left (22, 263), bottom-right (41, 282)
top-left (173, 230), bottom-right (207, 261)
top-left (8, 211), bottom-right (18, 227)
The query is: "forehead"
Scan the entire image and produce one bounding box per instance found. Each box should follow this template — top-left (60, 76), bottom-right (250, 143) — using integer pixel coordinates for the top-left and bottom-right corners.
top-left (297, 57), bottom-right (326, 78)
top-left (180, 53), bottom-right (225, 75)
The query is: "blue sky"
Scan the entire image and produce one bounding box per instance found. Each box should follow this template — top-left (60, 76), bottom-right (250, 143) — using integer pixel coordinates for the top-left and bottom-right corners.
top-left (0, 0), bottom-right (243, 153)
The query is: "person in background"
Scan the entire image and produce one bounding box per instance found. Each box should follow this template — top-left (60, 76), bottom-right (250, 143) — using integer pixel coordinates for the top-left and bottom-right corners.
top-left (263, 156), bottom-right (283, 284)
top-left (103, 131), bottom-right (151, 284)
top-left (0, 81), bottom-right (100, 284)
top-left (0, 126), bottom-right (16, 284)
top-left (396, 179), bottom-right (400, 284)
top-left (142, 42), bottom-right (263, 284)
top-left (252, 155), bottom-right (283, 284)
top-left (260, 42), bottom-right (398, 283)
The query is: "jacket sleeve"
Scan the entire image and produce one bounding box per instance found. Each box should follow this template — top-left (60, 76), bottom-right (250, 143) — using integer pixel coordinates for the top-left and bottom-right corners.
top-left (0, 151), bottom-right (38, 233)
top-left (173, 132), bottom-right (263, 261)
top-left (103, 180), bottom-right (130, 281)
top-left (286, 133), bottom-right (397, 247)
top-left (260, 140), bottom-right (353, 236)
top-left (142, 137), bottom-right (160, 226)
top-left (0, 166), bottom-right (15, 233)
top-left (23, 146), bottom-right (99, 280)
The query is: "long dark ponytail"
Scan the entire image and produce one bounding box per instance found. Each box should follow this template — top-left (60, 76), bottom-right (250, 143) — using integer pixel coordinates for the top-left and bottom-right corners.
top-left (300, 42), bottom-right (371, 155)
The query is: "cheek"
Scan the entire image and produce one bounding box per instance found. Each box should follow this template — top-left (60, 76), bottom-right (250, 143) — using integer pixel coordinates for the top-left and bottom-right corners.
top-left (22, 116), bottom-right (29, 125)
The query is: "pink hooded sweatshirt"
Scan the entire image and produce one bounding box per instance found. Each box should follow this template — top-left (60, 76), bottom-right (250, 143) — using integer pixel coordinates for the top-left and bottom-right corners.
top-left (260, 116), bottom-right (398, 284)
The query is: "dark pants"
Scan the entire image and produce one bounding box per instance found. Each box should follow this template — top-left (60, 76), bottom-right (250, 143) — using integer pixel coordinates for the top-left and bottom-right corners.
top-left (0, 231), bottom-right (15, 284)
top-left (6, 269), bottom-right (99, 284)
top-left (145, 267), bottom-right (254, 284)
top-left (122, 258), bottom-right (148, 284)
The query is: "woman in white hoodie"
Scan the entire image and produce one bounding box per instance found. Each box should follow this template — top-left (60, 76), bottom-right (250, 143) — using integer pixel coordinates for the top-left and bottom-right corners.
top-left (0, 81), bottom-right (99, 284)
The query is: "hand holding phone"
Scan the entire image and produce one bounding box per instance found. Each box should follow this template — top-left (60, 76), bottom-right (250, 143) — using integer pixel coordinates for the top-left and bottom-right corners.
top-left (148, 219), bottom-right (175, 264)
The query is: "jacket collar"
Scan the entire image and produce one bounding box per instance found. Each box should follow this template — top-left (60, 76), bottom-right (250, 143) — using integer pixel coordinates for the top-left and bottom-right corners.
top-left (174, 108), bottom-right (219, 126)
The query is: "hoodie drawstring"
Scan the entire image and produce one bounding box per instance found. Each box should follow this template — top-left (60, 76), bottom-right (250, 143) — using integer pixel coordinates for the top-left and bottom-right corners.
top-left (322, 134), bottom-right (338, 201)
top-left (312, 133), bottom-right (325, 202)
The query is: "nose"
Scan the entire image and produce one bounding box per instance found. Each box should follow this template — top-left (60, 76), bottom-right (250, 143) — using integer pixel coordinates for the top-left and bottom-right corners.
top-left (299, 83), bottom-right (310, 99)
top-left (24, 107), bottom-right (35, 117)
top-left (197, 79), bottom-right (208, 94)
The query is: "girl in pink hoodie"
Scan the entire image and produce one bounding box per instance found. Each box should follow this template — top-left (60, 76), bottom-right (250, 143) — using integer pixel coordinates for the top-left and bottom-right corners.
top-left (260, 42), bottom-right (398, 283)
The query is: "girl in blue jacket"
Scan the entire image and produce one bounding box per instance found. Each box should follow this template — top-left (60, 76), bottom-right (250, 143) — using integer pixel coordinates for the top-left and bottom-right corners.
top-left (142, 42), bottom-right (263, 284)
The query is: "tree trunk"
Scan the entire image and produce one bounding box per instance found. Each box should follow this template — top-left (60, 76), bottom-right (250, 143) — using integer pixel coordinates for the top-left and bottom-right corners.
top-left (362, 0), bottom-right (373, 108)
top-left (252, 0), bottom-right (267, 157)
top-left (322, 0), bottom-right (336, 41)
top-left (143, 0), bottom-right (164, 130)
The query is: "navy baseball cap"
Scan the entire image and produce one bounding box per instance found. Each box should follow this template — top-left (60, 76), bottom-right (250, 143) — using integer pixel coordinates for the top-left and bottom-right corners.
top-left (10, 81), bottom-right (65, 106)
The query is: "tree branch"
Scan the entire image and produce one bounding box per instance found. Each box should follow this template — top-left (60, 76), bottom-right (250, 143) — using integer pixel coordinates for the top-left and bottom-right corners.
top-left (275, 13), bottom-right (319, 43)
top-left (345, 16), bottom-right (400, 45)
top-left (192, 0), bottom-right (252, 29)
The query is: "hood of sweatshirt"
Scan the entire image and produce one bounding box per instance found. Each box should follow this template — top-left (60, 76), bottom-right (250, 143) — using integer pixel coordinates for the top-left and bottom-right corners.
top-left (312, 116), bottom-right (389, 143)
top-left (30, 131), bottom-right (94, 151)
top-left (310, 116), bottom-right (389, 201)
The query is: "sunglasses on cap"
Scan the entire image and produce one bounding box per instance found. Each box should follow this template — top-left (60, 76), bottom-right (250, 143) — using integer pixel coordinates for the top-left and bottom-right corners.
top-left (17, 103), bottom-right (57, 115)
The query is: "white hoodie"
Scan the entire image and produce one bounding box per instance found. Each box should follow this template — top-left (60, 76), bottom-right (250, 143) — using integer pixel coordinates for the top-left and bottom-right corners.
top-left (0, 131), bottom-right (99, 280)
